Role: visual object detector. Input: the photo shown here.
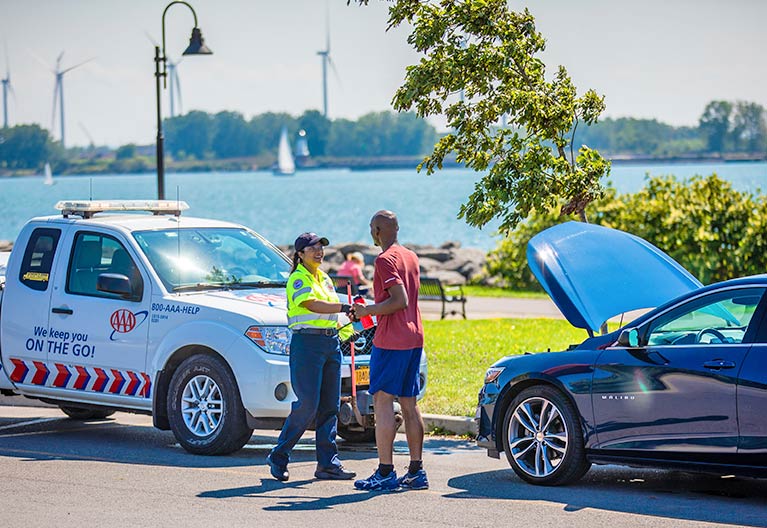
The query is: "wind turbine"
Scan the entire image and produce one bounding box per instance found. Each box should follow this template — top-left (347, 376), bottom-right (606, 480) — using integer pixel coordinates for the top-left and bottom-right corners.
top-left (1, 44), bottom-right (12, 128)
top-left (316, 7), bottom-right (338, 119)
top-left (49, 51), bottom-right (92, 148)
top-left (167, 57), bottom-right (183, 117)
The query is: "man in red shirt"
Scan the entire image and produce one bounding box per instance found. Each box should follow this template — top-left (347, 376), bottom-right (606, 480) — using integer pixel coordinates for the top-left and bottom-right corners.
top-left (352, 210), bottom-right (428, 491)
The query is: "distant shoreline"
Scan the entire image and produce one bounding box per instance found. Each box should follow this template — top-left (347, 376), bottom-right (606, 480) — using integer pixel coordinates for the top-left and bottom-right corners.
top-left (2, 154), bottom-right (766, 178)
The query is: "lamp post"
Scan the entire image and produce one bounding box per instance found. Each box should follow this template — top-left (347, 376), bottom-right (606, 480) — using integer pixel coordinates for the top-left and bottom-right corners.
top-left (155, 1), bottom-right (212, 200)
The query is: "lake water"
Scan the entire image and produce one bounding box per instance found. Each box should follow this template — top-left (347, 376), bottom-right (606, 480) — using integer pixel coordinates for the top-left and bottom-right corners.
top-left (1, 161), bottom-right (766, 249)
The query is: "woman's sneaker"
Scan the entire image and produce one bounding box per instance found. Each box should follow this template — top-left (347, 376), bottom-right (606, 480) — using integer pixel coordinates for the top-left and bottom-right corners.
top-left (353, 469), bottom-right (399, 491)
top-left (398, 469), bottom-right (429, 490)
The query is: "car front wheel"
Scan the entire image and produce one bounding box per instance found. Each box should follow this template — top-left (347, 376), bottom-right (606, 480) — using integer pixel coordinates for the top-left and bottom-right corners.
top-left (502, 385), bottom-right (590, 486)
top-left (167, 354), bottom-right (253, 455)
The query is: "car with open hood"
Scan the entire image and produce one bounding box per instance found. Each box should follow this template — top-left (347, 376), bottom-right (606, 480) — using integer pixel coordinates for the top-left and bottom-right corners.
top-left (476, 221), bottom-right (767, 485)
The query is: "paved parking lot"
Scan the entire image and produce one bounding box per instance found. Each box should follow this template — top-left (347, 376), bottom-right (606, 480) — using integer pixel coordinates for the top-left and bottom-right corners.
top-left (0, 404), bottom-right (765, 527)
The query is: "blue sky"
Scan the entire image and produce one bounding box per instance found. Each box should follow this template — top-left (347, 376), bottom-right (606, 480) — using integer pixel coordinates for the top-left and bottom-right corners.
top-left (1, 0), bottom-right (766, 147)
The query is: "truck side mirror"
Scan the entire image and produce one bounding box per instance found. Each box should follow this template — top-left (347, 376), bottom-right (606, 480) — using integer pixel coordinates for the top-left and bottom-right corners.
top-left (617, 328), bottom-right (639, 347)
top-left (97, 273), bottom-right (133, 299)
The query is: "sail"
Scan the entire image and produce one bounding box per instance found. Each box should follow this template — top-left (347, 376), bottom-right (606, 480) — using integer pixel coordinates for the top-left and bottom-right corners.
top-left (275, 127), bottom-right (295, 175)
top-left (43, 163), bottom-right (54, 186)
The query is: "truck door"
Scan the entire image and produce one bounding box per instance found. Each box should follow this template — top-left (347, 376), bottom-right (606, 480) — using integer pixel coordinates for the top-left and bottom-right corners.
top-left (47, 230), bottom-right (151, 400)
top-left (1, 227), bottom-right (63, 388)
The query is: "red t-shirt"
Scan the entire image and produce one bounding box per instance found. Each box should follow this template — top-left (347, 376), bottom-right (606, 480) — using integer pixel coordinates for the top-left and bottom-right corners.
top-left (372, 244), bottom-right (424, 350)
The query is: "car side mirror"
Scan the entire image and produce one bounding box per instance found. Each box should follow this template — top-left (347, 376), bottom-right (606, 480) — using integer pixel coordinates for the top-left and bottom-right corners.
top-left (617, 328), bottom-right (639, 347)
top-left (97, 273), bottom-right (133, 299)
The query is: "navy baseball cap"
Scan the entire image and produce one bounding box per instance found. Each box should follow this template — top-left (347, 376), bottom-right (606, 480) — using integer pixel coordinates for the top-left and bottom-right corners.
top-left (294, 232), bottom-right (329, 252)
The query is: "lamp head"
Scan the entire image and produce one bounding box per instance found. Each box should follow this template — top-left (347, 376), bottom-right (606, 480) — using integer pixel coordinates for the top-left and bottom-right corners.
top-left (183, 27), bottom-right (212, 55)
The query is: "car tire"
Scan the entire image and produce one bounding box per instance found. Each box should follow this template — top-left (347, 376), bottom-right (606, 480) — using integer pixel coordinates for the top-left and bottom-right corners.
top-left (501, 385), bottom-right (590, 486)
top-left (337, 425), bottom-right (376, 443)
top-left (167, 353), bottom-right (253, 455)
top-left (59, 406), bottom-right (116, 420)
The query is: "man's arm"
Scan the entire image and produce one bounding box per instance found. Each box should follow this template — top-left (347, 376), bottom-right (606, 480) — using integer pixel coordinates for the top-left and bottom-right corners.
top-left (354, 284), bottom-right (407, 317)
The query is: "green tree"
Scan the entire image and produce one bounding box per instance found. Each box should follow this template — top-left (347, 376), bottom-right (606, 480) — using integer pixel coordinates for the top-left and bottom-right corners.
top-left (164, 111), bottom-right (213, 159)
top-left (211, 111), bottom-right (253, 158)
top-left (698, 100), bottom-right (732, 153)
top-left (298, 110), bottom-right (331, 156)
top-left (730, 101), bottom-right (766, 153)
top-left (0, 124), bottom-right (55, 169)
top-left (356, 0), bottom-right (609, 232)
top-left (115, 143), bottom-right (136, 160)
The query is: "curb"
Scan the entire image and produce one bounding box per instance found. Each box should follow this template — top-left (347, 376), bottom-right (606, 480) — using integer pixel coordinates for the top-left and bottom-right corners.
top-left (421, 413), bottom-right (477, 436)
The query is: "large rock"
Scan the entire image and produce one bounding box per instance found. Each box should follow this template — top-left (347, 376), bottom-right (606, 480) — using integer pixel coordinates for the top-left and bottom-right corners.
top-left (0, 241), bottom-right (12, 252)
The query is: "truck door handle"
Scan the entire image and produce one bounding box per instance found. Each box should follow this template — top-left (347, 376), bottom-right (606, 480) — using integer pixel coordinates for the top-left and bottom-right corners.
top-left (51, 307), bottom-right (73, 315)
top-left (703, 360), bottom-right (736, 370)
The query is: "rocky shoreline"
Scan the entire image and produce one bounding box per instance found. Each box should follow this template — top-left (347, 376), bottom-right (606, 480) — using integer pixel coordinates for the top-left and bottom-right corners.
top-left (0, 240), bottom-right (489, 285)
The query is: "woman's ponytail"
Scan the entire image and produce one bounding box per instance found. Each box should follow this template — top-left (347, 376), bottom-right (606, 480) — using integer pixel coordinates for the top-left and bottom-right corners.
top-left (290, 251), bottom-right (301, 273)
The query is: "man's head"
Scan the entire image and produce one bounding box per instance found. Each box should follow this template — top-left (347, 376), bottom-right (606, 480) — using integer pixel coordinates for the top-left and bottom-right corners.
top-left (369, 210), bottom-right (399, 248)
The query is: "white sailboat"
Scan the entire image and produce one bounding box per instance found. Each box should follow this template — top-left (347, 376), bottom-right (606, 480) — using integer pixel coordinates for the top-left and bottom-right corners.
top-left (43, 162), bottom-right (55, 186)
top-left (273, 127), bottom-right (295, 176)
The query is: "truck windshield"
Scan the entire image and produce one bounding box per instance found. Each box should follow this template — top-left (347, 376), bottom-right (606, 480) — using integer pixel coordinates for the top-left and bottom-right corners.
top-left (133, 228), bottom-right (291, 292)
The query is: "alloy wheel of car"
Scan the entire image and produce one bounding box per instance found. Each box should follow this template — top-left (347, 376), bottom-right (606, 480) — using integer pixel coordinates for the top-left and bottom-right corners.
top-left (507, 396), bottom-right (568, 478)
top-left (181, 374), bottom-right (224, 437)
top-left (502, 385), bottom-right (590, 485)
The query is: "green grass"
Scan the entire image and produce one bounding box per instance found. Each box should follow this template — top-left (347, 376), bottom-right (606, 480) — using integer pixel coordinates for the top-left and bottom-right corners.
top-left (419, 318), bottom-right (588, 417)
top-left (461, 285), bottom-right (547, 299)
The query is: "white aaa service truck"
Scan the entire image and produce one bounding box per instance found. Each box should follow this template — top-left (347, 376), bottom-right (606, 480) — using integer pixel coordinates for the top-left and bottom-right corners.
top-left (0, 201), bottom-right (427, 454)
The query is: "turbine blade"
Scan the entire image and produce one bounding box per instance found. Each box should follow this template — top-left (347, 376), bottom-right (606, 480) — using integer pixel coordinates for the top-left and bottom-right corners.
top-left (56, 50), bottom-right (65, 71)
top-left (174, 68), bottom-right (183, 114)
top-left (328, 55), bottom-right (342, 87)
top-left (61, 57), bottom-right (95, 75)
top-left (27, 49), bottom-right (53, 72)
top-left (144, 30), bottom-right (159, 47)
top-left (51, 79), bottom-right (59, 131)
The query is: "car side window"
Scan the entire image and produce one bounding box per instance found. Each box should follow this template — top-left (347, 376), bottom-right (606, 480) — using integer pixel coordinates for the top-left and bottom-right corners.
top-left (18, 228), bottom-right (61, 291)
top-left (67, 232), bottom-right (144, 301)
top-left (646, 287), bottom-right (766, 346)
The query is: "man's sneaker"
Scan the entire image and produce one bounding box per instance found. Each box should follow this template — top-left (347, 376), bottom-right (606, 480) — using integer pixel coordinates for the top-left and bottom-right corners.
top-left (266, 453), bottom-right (289, 482)
top-left (315, 465), bottom-right (357, 480)
top-left (398, 469), bottom-right (429, 490)
top-left (353, 469), bottom-right (399, 491)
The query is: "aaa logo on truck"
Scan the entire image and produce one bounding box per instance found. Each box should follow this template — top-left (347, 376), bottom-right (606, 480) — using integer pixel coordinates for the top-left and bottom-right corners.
top-left (109, 309), bottom-right (148, 340)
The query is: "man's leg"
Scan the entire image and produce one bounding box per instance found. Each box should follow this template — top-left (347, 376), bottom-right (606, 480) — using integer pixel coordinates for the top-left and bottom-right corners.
top-left (373, 390), bottom-right (397, 465)
top-left (399, 396), bottom-right (424, 462)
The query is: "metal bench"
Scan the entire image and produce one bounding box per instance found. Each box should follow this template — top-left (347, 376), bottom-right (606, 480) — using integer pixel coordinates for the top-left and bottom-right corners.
top-left (418, 277), bottom-right (466, 319)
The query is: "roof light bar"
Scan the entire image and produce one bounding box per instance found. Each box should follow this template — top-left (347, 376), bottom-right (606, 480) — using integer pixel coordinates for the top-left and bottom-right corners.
top-left (55, 200), bottom-right (190, 219)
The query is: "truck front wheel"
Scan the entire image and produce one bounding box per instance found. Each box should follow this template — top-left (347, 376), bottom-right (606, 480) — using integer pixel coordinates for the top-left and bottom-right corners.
top-left (167, 354), bottom-right (253, 455)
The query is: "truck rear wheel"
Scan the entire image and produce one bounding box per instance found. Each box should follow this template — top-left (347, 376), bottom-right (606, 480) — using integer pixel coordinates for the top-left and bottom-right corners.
top-left (167, 354), bottom-right (253, 455)
top-left (59, 406), bottom-right (115, 420)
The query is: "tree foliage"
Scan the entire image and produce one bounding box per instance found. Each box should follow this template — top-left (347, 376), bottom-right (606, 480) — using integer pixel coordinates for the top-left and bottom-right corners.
top-left (485, 174), bottom-right (767, 289)
top-left (378, 0), bottom-right (610, 232)
top-left (0, 124), bottom-right (57, 170)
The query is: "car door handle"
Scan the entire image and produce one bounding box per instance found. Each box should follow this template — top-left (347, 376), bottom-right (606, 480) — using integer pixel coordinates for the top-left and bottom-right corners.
top-left (51, 307), bottom-right (73, 315)
top-left (703, 360), bottom-right (736, 370)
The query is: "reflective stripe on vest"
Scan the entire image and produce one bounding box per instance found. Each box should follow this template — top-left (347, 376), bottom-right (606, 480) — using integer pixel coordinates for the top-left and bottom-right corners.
top-left (286, 264), bottom-right (338, 330)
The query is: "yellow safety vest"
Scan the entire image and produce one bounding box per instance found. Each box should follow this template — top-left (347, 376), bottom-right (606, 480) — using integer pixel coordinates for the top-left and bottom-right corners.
top-left (287, 264), bottom-right (353, 341)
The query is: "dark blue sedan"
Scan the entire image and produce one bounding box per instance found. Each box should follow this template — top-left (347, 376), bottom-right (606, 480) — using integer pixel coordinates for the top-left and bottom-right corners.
top-left (476, 222), bottom-right (767, 485)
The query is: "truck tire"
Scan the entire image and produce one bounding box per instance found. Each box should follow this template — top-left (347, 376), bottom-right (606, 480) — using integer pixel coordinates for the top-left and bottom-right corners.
top-left (337, 425), bottom-right (376, 443)
top-left (59, 406), bottom-right (116, 420)
top-left (167, 353), bottom-right (253, 455)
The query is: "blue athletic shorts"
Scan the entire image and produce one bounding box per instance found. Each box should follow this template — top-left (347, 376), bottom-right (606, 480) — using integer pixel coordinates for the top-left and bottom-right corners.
top-left (369, 346), bottom-right (423, 397)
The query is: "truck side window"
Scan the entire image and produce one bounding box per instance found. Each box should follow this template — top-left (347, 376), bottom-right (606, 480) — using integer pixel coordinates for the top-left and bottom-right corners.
top-left (67, 232), bottom-right (144, 301)
top-left (18, 228), bottom-right (61, 291)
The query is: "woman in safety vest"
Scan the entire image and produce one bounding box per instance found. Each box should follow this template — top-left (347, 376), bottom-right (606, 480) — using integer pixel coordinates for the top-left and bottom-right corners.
top-left (267, 232), bottom-right (357, 482)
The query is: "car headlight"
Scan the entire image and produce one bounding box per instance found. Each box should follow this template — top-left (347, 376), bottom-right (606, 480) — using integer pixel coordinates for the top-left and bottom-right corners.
top-left (245, 325), bottom-right (291, 355)
top-left (484, 366), bottom-right (505, 385)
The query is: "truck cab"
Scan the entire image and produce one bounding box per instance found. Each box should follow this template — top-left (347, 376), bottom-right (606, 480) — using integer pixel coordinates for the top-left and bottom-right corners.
top-left (0, 200), bottom-right (427, 454)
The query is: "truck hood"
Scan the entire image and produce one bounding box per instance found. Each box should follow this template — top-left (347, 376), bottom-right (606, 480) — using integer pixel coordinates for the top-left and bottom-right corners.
top-left (177, 288), bottom-right (289, 323)
top-left (527, 222), bottom-right (702, 332)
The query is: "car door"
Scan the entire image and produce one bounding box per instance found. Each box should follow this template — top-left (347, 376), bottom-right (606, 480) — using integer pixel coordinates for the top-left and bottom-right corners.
top-left (47, 230), bottom-right (151, 401)
top-left (736, 293), bottom-right (767, 456)
top-left (1, 226), bottom-right (65, 388)
top-left (591, 286), bottom-right (765, 454)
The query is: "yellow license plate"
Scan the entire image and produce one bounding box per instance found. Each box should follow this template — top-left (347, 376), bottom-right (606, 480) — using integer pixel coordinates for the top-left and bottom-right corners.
top-left (354, 366), bottom-right (370, 385)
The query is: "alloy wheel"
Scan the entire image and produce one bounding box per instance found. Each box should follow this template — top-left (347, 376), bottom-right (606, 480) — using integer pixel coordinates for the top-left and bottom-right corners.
top-left (181, 374), bottom-right (224, 437)
top-left (507, 396), bottom-right (569, 478)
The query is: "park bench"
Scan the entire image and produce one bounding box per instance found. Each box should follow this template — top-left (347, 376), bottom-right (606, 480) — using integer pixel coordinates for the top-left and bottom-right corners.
top-left (418, 277), bottom-right (466, 319)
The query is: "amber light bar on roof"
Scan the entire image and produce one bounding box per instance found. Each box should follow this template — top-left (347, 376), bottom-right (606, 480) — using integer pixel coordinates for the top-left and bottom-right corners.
top-left (55, 200), bottom-right (190, 218)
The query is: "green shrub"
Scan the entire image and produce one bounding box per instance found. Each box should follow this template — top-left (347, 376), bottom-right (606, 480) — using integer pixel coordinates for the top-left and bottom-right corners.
top-left (486, 174), bottom-right (767, 287)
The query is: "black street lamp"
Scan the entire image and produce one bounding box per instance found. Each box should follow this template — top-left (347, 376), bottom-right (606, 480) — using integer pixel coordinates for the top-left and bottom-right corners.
top-left (154, 1), bottom-right (212, 200)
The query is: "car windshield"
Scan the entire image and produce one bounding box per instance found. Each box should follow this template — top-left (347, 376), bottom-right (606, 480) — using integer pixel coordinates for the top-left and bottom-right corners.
top-left (133, 227), bottom-right (291, 291)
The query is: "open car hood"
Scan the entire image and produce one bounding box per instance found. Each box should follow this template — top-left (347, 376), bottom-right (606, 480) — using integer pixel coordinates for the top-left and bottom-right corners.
top-left (527, 222), bottom-right (702, 332)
